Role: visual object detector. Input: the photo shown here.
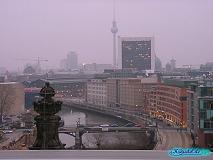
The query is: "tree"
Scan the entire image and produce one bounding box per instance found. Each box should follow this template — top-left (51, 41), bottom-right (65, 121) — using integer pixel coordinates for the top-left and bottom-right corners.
top-left (93, 133), bottom-right (104, 149)
top-left (0, 84), bottom-right (14, 124)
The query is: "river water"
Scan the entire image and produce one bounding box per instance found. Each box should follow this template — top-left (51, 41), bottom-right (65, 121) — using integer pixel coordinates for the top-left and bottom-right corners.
top-left (58, 106), bottom-right (150, 149)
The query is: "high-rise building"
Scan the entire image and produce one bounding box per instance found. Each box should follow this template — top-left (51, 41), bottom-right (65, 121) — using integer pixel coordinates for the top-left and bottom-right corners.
top-left (170, 58), bottom-right (176, 71)
top-left (118, 37), bottom-right (155, 71)
top-left (155, 56), bottom-right (162, 72)
top-left (66, 51), bottom-right (78, 71)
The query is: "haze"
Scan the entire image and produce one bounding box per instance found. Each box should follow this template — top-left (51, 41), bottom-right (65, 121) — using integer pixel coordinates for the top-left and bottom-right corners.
top-left (0, 0), bottom-right (213, 71)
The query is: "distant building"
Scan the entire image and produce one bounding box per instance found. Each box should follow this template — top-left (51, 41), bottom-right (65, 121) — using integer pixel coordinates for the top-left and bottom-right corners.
top-left (49, 79), bottom-right (86, 98)
top-left (24, 88), bottom-right (41, 109)
top-left (165, 62), bottom-right (172, 72)
top-left (26, 78), bottom-right (86, 98)
top-left (87, 79), bottom-right (107, 107)
top-left (155, 57), bottom-right (162, 72)
top-left (0, 67), bottom-right (6, 75)
top-left (118, 37), bottom-right (155, 71)
top-left (66, 51), bottom-right (78, 71)
top-left (60, 52), bottom-right (78, 71)
top-left (104, 69), bottom-right (138, 78)
top-left (170, 59), bottom-right (176, 71)
top-left (200, 62), bottom-right (213, 71)
top-left (60, 59), bottom-right (67, 71)
top-left (82, 63), bottom-right (113, 73)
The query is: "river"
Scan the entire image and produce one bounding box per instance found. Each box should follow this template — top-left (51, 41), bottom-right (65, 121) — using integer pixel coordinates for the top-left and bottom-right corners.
top-left (58, 106), bottom-right (152, 149)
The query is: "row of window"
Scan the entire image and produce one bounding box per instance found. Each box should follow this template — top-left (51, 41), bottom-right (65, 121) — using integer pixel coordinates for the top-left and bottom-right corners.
top-left (88, 90), bottom-right (106, 94)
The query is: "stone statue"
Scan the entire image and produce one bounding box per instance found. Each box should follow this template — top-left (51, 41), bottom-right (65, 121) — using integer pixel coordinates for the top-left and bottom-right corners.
top-left (30, 82), bottom-right (64, 149)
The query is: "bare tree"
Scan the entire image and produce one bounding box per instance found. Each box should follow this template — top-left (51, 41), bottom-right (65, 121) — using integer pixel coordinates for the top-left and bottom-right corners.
top-left (92, 133), bottom-right (104, 149)
top-left (0, 84), bottom-right (14, 124)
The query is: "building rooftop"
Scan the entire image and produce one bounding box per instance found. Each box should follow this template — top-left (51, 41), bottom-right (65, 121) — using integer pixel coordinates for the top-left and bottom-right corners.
top-left (0, 82), bottom-right (19, 85)
top-left (163, 78), bottom-right (198, 88)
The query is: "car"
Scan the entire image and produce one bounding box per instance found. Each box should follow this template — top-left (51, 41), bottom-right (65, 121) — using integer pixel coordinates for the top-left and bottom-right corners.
top-left (3, 130), bottom-right (13, 134)
top-left (23, 130), bottom-right (31, 133)
top-left (99, 124), bottom-right (110, 127)
top-left (124, 123), bottom-right (135, 127)
top-left (148, 124), bottom-right (157, 127)
top-left (110, 124), bottom-right (119, 127)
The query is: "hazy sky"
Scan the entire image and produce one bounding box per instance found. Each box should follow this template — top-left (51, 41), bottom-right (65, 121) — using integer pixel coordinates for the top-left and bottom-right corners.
top-left (0, 0), bottom-right (213, 71)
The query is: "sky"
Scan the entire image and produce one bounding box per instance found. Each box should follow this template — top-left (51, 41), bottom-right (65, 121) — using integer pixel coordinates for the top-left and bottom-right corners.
top-left (0, 0), bottom-right (213, 71)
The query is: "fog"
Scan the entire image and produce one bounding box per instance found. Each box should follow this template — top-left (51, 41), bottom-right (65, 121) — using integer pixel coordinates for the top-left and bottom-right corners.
top-left (0, 0), bottom-right (213, 71)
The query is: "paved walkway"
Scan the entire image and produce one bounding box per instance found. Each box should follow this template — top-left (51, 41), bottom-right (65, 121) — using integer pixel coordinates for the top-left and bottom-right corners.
top-left (155, 129), bottom-right (192, 150)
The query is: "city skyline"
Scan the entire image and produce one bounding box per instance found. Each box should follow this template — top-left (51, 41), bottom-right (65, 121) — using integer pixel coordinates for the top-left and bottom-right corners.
top-left (0, 0), bottom-right (213, 71)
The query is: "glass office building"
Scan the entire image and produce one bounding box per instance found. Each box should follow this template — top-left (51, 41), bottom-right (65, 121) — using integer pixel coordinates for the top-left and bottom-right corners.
top-left (197, 85), bottom-right (213, 147)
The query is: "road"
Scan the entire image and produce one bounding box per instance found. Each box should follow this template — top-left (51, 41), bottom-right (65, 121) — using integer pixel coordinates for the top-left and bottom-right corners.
top-left (155, 129), bottom-right (192, 150)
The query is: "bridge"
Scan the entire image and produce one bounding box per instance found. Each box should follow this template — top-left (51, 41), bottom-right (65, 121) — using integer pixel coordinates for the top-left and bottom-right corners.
top-left (58, 125), bottom-right (155, 149)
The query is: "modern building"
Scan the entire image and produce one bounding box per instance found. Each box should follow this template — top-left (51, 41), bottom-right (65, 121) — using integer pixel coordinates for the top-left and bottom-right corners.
top-left (86, 79), bottom-right (107, 107)
top-left (196, 83), bottom-right (213, 148)
top-left (186, 79), bottom-right (213, 148)
top-left (118, 37), bottom-right (155, 71)
top-left (187, 83), bottom-right (199, 135)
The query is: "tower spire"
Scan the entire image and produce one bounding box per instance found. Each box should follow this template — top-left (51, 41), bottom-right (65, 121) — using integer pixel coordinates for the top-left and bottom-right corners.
top-left (111, 0), bottom-right (118, 68)
top-left (113, 0), bottom-right (115, 21)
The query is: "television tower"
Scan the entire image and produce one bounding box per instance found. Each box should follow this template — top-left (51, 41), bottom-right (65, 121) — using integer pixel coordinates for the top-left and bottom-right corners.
top-left (111, 0), bottom-right (118, 68)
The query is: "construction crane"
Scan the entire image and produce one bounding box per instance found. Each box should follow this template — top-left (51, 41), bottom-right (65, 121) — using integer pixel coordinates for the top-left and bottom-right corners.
top-left (17, 57), bottom-right (48, 73)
